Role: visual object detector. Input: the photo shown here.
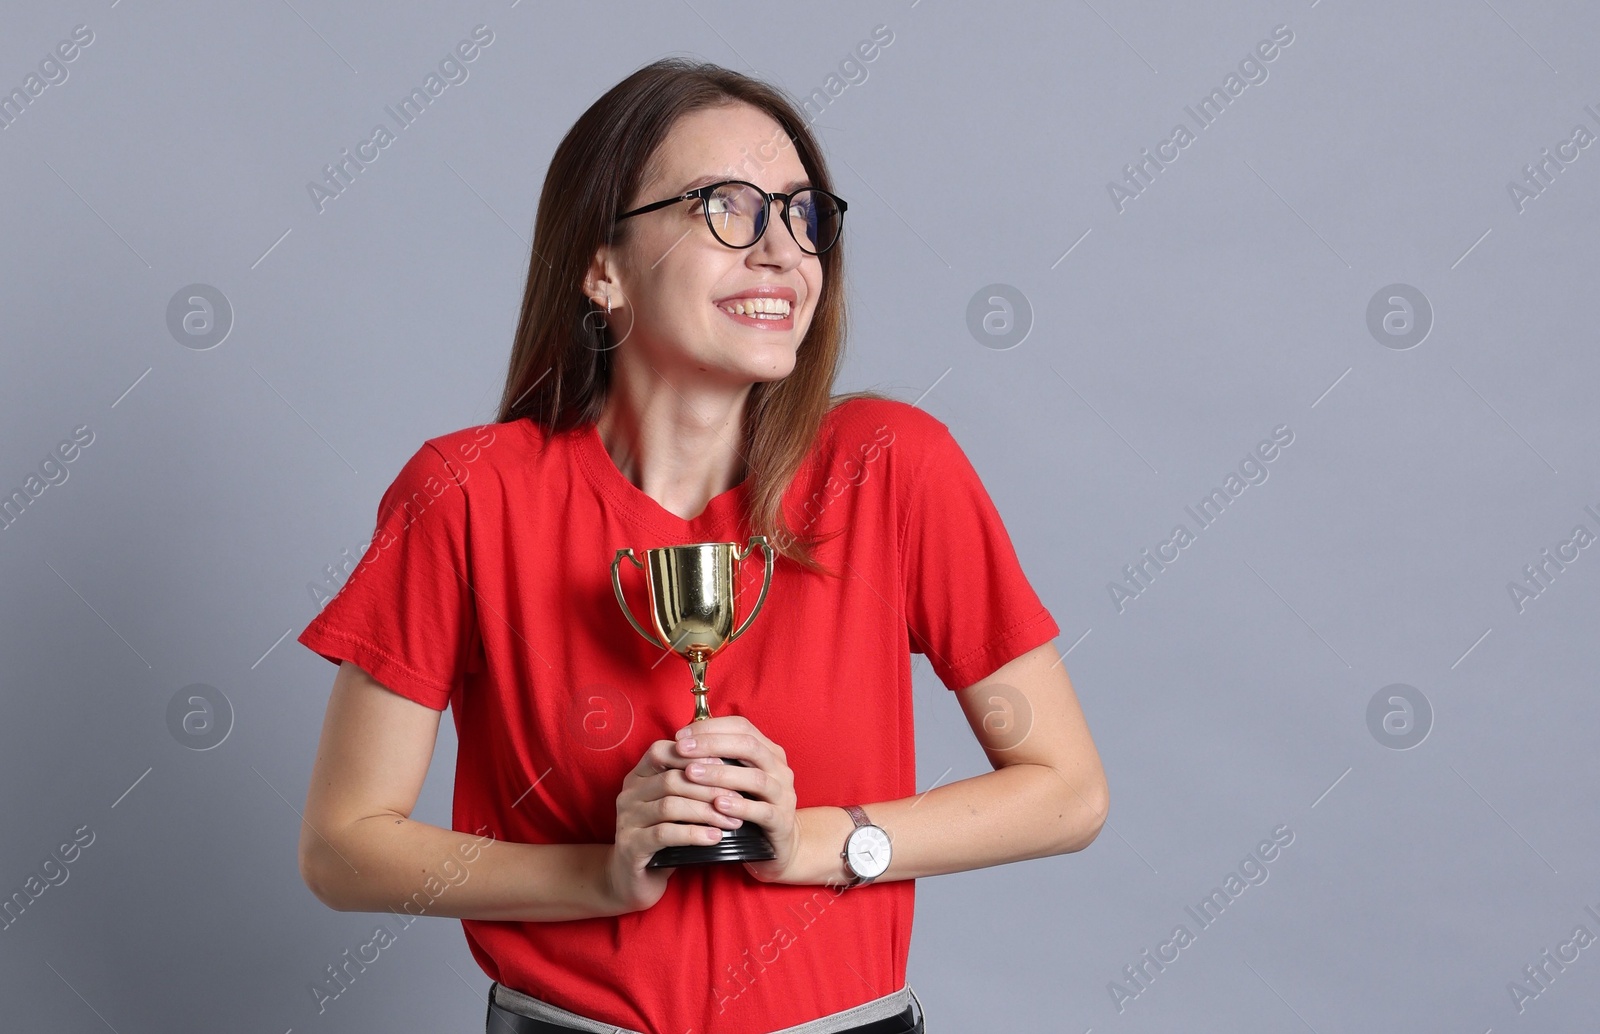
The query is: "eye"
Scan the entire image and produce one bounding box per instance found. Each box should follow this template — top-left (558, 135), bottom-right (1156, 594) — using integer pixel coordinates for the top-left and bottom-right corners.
top-left (708, 185), bottom-right (760, 216)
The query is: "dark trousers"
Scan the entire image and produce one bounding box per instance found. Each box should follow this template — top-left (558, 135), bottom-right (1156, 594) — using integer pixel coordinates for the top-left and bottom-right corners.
top-left (485, 982), bottom-right (924, 1034)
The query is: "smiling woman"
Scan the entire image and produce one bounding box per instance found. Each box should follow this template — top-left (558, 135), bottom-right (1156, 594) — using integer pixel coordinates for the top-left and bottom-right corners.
top-left (295, 56), bottom-right (1105, 1034)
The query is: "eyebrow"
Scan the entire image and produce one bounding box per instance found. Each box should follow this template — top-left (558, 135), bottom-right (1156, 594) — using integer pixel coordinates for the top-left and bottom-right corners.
top-left (678, 174), bottom-right (812, 194)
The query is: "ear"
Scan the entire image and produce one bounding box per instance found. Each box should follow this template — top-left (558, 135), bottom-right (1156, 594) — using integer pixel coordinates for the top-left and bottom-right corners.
top-left (583, 247), bottom-right (623, 308)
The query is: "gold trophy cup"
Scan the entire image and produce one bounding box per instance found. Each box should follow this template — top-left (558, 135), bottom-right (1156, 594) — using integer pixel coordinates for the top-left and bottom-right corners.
top-left (611, 535), bottom-right (777, 867)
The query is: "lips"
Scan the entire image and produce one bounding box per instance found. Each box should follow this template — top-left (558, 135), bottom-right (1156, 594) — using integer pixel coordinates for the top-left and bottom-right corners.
top-left (713, 285), bottom-right (798, 305)
top-left (713, 283), bottom-right (798, 330)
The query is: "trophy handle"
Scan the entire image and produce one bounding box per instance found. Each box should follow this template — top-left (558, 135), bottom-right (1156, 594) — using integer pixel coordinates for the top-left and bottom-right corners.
top-left (611, 547), bottom-right (668, 650)
top-left (727, 535), bottom-right (775, 644)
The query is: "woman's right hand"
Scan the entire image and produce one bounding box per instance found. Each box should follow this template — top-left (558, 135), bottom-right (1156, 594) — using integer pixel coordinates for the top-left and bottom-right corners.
top-left (604, 736), bottom-right (745, 914)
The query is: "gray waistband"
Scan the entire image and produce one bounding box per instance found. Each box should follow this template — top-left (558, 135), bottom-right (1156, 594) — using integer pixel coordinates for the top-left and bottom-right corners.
top-left (491, 981), bottom-right (922, 1034)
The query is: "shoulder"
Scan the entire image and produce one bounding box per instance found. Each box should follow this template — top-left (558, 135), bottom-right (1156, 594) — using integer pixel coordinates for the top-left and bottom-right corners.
top-left (411, 420), bottom-right (533, 483)
top-left (422, 420), bottom-right (511, 465)
top-left (825, 395), bottom-right (953, 451)
top-left (373, 421), bottom-right (529, 509)
top-left (821, 395), bottom-right (957, 480)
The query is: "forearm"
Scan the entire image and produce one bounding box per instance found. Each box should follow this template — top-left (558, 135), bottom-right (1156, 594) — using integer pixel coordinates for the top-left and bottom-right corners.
top-left (305, 815), bottom-right (621, 922)
top-left (791, 763), bottom-right (1105, 885)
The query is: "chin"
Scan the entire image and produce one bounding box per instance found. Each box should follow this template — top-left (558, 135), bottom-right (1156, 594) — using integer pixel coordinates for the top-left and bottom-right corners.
top-left (712, 341), bottom-right (799, 382)
top-left (751, 365), bottom-right (796, 384)
top-left (755, 347), bottom-right (800, 379)
top-left (732, 358), bottom-right (796, 385)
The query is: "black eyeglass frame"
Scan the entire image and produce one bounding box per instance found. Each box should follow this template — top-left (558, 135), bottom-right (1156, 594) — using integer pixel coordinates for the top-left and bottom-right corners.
top-left (615, 179), bottom-right (849, 255)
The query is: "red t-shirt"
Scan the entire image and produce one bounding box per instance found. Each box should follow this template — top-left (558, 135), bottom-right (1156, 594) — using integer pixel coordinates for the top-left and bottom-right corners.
top-left (296, 396), bottom-right (1059, 1034)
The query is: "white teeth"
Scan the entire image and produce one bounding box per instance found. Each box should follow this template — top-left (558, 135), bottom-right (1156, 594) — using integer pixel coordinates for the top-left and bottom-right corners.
top-left (719, 297), bottom-right (791, 318)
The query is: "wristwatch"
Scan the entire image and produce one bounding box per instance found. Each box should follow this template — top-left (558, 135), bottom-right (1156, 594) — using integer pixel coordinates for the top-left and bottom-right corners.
top-left (839, 805), bottom-right (891, 888)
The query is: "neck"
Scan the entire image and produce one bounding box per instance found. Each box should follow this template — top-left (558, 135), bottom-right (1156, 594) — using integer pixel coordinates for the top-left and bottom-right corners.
top-left (595, 370), bottom-right (754, 523)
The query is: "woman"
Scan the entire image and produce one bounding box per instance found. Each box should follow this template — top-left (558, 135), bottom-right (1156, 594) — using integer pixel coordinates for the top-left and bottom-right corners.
top-left (296, 58), bottom-right (1107, 1034)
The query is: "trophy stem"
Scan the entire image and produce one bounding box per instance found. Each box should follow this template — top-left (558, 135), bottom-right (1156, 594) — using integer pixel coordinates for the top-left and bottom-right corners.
top-left (688, 653), bottom-right (711, 722)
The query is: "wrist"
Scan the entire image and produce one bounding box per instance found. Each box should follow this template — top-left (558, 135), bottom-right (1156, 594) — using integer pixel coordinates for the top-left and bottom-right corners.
top-left (595, 842), bottom-right (636, 917)
top-left (794, 806), bottom-right (856, 888)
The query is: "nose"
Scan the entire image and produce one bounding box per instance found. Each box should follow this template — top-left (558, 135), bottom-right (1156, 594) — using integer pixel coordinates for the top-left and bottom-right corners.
top-left (749, 197), bottom-right (804, 267)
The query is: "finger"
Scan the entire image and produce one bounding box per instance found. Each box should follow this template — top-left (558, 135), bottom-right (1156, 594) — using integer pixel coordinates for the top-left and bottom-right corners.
top-left (671, 738), bottom-right (726, 767)
top-left (630, 741), bottom-right (670, 777)
top-left (651, 793), bottom-right (744, 829)
top-left (682, 759), bottom-right (772, 799)
top-left (640, 818), bottom-right (731, 852)
top-left (665, 825), bottom-right (732, 851)
top-left (675, 715), bottom-right (755, 737)
top-left (674, 731), bottom-right (777, 769)
top-left (643, 768), bottom-right (741, 807)
top-left (706, 791), bottom-right (775, 830)
top-left (675, 720), bottom-right (774, 761)
top-left (634, 739), bottom-right (697, 778)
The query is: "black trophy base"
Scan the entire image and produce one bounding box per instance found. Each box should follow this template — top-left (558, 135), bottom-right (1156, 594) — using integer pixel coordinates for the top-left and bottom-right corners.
top-left (647, 814), bottom-right (776, 867)
top-left (646, 760), bottom-right (777, 868)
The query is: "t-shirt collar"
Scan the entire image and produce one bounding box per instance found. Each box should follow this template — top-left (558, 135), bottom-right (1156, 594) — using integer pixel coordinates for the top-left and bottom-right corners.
top-left (573, 418), bottom-right (750, 540)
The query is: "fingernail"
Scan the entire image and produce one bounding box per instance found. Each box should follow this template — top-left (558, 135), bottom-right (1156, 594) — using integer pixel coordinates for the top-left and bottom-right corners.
top-left (679, 737), bottom-right (696, 751)
top-left (687, 763), bottom-right (704, 777)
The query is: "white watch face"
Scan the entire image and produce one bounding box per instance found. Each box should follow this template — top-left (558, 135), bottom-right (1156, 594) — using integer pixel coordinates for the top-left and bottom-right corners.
top-left (846, 825), bottom-right (891, 879)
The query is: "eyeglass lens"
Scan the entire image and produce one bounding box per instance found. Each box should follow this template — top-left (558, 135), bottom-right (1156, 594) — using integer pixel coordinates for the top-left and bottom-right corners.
top-left (703, 183), bottom-right (842, 253)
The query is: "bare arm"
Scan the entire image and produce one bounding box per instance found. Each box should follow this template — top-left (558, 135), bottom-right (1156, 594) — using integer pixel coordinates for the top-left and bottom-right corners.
top-left (297, 661), bottom-right (621, 922)
top-left (781, 641), bottom-right (1109, 885)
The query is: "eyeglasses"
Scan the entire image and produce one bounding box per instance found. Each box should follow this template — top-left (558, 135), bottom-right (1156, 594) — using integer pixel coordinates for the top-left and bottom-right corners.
top-left (616, 179), bottom-right (847, 255)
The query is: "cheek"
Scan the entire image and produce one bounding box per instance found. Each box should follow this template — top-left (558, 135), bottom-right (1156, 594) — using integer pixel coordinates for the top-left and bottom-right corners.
top-left (803, 268), bottom-right (825, 315)
top-left (645, 277), bottom-right (712, 326)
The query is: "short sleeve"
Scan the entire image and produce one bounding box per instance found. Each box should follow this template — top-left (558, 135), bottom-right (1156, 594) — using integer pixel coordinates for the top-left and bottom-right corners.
top-left (297, 442), bottom-right (479, 710)
top-left (901, 424), bottom-right (1060, 691)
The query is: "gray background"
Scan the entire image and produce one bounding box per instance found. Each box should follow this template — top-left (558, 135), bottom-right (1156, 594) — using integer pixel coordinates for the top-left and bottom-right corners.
top-left (2, 0), bottom-right (1597, 1030)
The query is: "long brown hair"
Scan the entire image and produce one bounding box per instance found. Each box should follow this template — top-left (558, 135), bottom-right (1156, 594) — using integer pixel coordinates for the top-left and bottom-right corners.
top-left (493, 57), bottom-right (892, 574)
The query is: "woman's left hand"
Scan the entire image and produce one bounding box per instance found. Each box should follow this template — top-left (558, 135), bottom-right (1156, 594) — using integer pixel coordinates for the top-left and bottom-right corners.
top-left (674, 715), bottom-right (801, 883)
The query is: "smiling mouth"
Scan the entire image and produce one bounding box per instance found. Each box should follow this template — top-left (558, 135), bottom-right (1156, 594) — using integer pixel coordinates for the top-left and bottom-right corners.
top-left (717, 297), bottom-right (793, 320)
